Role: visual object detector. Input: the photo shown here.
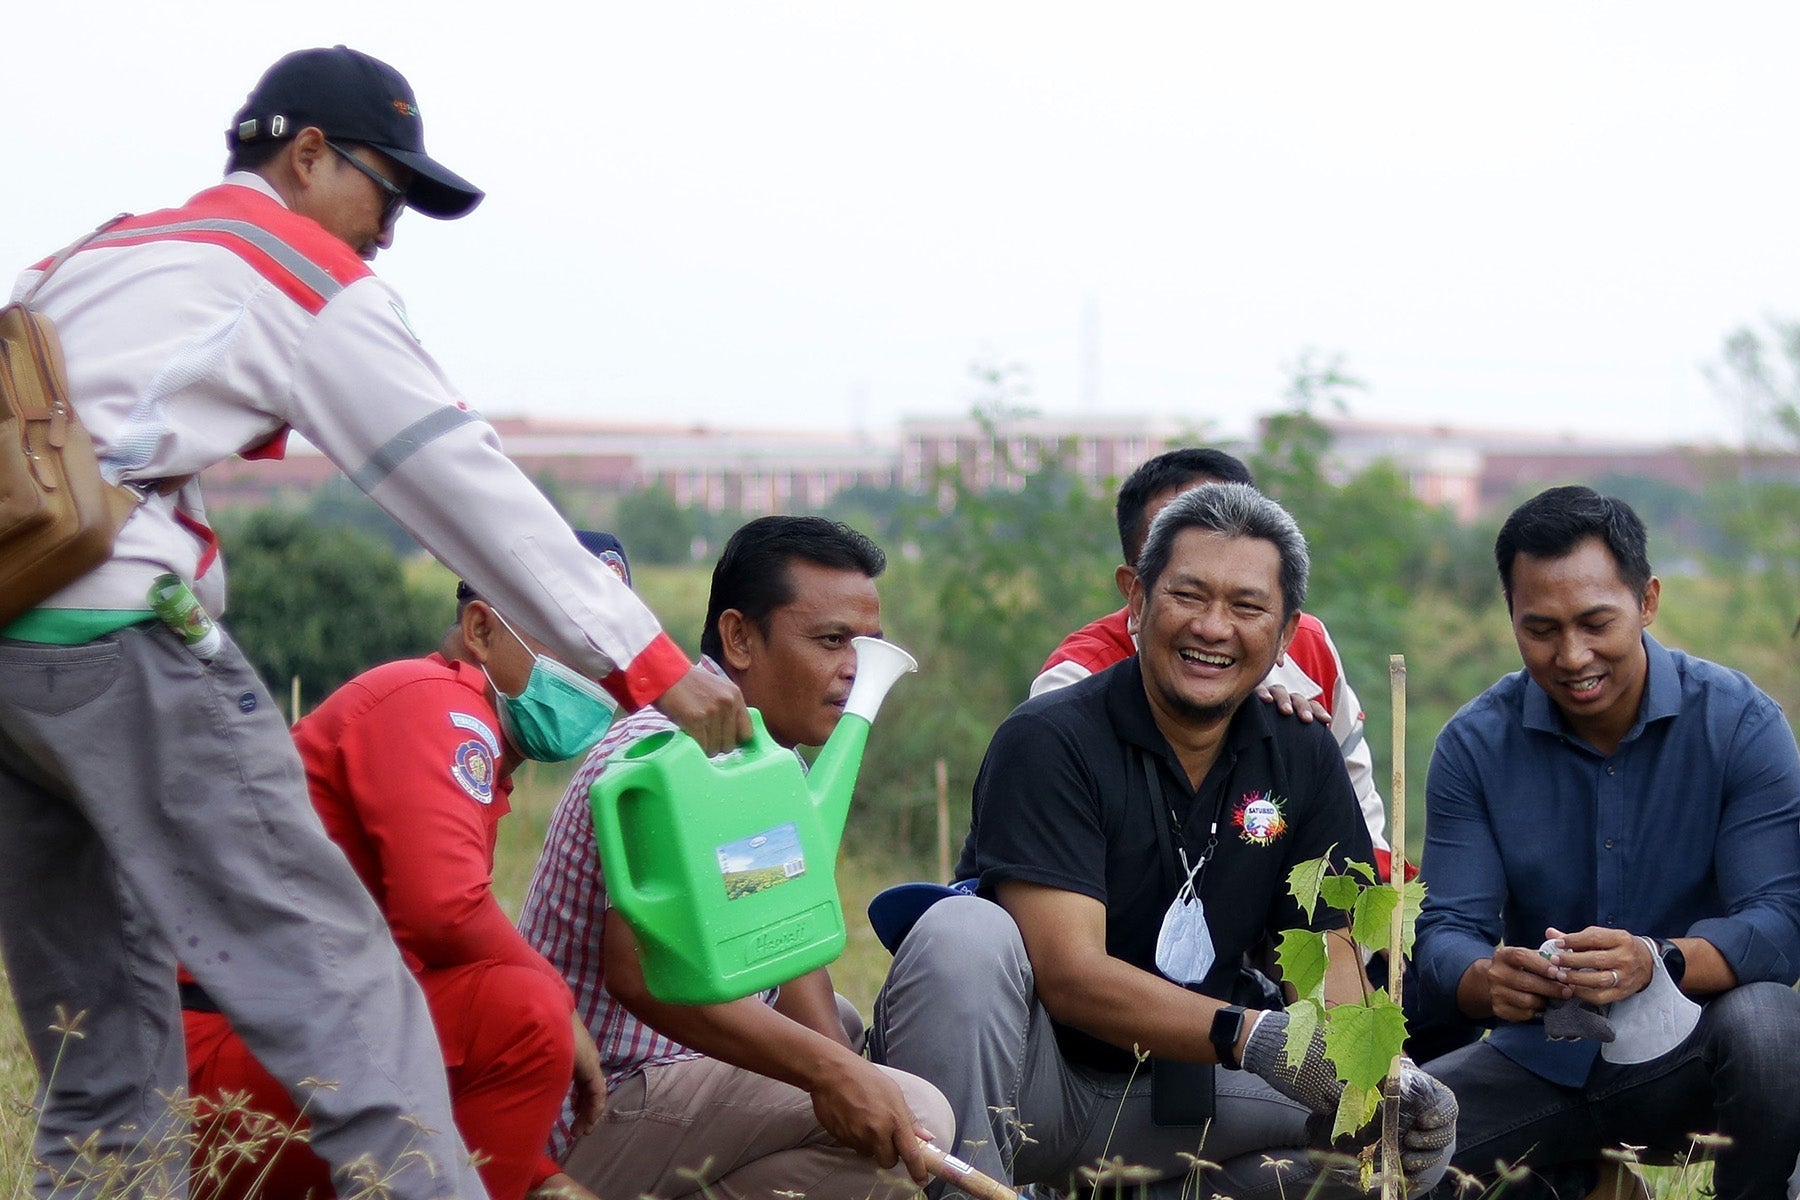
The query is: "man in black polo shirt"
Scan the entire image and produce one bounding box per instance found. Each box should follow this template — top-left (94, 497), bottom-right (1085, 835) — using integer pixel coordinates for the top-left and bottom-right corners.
top-left (871, 484), bottom-right (1455, 1198)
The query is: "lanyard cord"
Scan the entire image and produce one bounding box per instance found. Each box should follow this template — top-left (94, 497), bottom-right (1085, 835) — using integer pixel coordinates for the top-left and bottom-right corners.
top-left (1139, 747), bottom-right (1232, 897)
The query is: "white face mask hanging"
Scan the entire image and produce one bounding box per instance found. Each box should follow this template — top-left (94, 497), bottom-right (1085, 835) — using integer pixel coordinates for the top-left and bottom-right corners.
top-left (1154, 845), bottom-right (1217, 985)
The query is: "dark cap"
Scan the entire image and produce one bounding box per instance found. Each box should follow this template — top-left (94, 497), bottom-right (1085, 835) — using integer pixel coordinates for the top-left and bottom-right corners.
top-left (229, 45), bottom-right (484, 220)
top-left (457, 531), bottom-right (632, 603)
top-left (866, 879), bottom-right (979, 955)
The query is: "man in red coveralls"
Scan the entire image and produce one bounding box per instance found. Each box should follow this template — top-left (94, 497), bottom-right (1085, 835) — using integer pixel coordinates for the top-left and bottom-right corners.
top-left (180, 534), bottom-right (631, 1200)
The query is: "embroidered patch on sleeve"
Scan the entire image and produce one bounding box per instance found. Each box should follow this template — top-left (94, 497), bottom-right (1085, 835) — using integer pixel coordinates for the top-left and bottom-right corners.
top-left (449, 711), bottom-right (500, 758)
top-left (1234, 791), bottom-right (1288, 846)
top-left (451, 739), bottom-right (496, 805)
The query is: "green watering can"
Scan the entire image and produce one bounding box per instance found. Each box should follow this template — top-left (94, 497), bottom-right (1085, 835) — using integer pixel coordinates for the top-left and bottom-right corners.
top-left (590, 636), bottom-right (918, 1005)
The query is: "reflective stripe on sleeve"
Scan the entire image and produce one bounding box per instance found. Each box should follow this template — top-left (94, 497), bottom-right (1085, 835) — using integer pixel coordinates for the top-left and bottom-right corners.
top-left (348, 407), bottom-right (481, 492)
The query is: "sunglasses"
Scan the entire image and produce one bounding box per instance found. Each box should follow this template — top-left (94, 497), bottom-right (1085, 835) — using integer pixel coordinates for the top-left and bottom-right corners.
top-left (325, 139), bottom-right (408, 228)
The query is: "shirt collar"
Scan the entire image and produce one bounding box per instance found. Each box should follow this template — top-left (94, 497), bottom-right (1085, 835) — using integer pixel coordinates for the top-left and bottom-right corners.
top-left (1104, 656), bottom-right (1275, 763)
top-left (1522, 631), bottom-right (1680, 743)
top-left (221, 170), bottom-right (287, 207)
top-left (432, 650), bottom-right (501, 711)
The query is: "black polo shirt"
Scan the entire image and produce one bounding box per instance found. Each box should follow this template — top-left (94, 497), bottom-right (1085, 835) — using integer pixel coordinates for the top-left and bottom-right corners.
top-left (967, 656), bottom-right (1373, 1073)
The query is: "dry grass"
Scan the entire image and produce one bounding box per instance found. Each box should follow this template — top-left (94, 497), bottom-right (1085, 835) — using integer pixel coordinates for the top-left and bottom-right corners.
top-left (1, 961), bottom-right (33, 1197)
top-left (0, 751), bottom-right (916, 1198)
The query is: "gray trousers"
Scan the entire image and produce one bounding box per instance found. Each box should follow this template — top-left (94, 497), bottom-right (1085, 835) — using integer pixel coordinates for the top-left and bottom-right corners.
top-left (870, 895), bottom-right (1383, 1200)
top-left (0, 624), bottom-right (483, 1200)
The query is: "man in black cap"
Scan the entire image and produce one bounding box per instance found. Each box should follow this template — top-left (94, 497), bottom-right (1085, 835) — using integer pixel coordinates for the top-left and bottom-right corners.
top-left (0, 48), bottom-right (745, 1200)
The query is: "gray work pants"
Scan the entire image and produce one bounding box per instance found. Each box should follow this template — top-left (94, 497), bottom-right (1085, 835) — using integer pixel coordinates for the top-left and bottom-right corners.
top-left (870, 895), bottom-right (1386, 1200)
top-left (0, 624), bottom-right (483, 1200)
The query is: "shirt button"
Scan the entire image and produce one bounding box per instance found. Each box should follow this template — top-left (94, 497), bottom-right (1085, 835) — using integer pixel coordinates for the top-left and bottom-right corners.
top-left (1606, 764), bottom-right (1616, 775)
top-left (1606, 914), bottom-right (1616, 924)
top-left (1605, 839), bottom-right (1615, 849)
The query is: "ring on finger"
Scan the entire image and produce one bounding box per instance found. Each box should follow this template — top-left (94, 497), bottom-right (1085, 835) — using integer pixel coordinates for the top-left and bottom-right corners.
top-left (1610, 969), bottom-right (1620, 988)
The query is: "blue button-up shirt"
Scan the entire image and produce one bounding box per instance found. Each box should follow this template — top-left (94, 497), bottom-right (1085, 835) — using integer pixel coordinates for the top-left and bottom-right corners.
top-left (1415, 634), bottom-right (1800, 1086)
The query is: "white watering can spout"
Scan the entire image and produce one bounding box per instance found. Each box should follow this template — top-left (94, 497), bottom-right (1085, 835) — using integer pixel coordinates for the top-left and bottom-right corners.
top-left (842, 636), bottom-right (918, 724)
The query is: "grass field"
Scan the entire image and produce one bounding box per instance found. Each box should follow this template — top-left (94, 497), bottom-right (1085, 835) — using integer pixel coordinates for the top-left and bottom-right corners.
top-left (0, 763), bottom-right (921, 1198)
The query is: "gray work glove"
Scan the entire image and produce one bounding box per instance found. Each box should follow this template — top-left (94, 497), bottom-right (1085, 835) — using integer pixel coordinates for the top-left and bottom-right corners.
top-left (1244, 1014), bottom-right (1457, 1186)
top-left (1394, 1060), bottom-right (1457, 1177)
top-left (1242, 1009), bottom-right (1344, 1117)
top-left (1544, 997), bottom-right (1616, 1043)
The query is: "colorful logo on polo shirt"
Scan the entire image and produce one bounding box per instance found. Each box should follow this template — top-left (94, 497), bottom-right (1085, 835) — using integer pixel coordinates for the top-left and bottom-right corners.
top-left (1234, 790), bottom-right (1288, 846)
top-left (451, 739), bottom-right (495, 805)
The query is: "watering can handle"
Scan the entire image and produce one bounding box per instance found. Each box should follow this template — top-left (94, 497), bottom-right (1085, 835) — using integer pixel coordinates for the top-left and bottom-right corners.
top-left (589, 709), bottom-right (782, 912)
top-left (727, 707), bottom-right (780, 762)
top-left (590, 773), bottom-right (656, 924)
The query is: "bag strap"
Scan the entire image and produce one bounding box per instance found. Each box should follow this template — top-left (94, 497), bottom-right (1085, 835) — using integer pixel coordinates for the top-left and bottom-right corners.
top-left (9, 214), bottom-right (171, 510)
top-left (18, 214), bottom-right (131, 309)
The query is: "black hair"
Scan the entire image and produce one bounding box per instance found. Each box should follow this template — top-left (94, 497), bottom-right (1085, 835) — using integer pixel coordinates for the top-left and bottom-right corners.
top-left (1115, 448), bottom-right (1256, 563)
top-left (1494, 485), bottom-right (1652, 609)
top-left (224, 135), bottom-right (290, 175)
top-left (699, 516), bottom-right (887, 661)
top-left (1137, 483), bottom-right (1308, 619)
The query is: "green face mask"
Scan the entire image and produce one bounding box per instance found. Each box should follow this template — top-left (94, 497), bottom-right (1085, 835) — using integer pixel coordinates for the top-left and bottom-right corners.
top-left (485, 612), bottom-right (619, 762)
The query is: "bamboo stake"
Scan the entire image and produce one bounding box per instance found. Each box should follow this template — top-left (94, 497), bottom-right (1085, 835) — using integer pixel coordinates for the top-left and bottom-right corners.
top-left (1388, 655), bottom-right (1406, 997)
top-left (1381, 654), bottom-right (1408, 1200)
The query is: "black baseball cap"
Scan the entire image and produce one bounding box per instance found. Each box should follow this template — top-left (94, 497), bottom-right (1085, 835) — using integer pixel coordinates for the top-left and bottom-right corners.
top-left (228, 46), bottom-right (484, 220)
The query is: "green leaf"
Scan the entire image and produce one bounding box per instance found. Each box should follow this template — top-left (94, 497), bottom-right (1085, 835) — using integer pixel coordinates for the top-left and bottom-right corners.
top-left (1320, 875), bottom-right (1361, 913)
top-left (1287, 850), bottom-right (1334, 920)
top-left (1351, 885), bottom-right (1400, 955)
top-left (1332, 1081), bottom-right (1382, 1142)
top-left (1322, 994), bottom-right (1407, 1098)
top-left (1281, 998), bottom-right (1324, 1070)
top-left (1398, 881), bottom-right (1426, 959)
top-left (1275, 929), bottom-right (1330, 1004)
top-left (1346, 859), bottom-right (1378, 884)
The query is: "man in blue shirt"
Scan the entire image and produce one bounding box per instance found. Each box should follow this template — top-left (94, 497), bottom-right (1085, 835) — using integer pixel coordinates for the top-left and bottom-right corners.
top-left (1416, 485), bottom-right (1800, 1200)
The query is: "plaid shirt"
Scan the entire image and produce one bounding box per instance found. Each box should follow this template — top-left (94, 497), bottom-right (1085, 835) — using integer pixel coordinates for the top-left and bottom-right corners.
top-left (517, 656), bottom-right (777, 1155)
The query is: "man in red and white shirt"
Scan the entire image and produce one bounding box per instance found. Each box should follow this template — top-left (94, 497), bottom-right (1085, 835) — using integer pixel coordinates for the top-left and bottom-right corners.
top-left (183, 542), bottom-right (639, 1200)
top-left (521, 517), bottom-right (951, 1200)
top-left (0, 47), bottom-right (743, 1200)
top-left (1030, 448), bottom-right (1400, 880)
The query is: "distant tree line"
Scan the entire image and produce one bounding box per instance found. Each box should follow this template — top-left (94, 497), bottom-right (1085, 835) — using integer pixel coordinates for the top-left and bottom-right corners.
top-left (211, 335), bottom-right (1800, 862)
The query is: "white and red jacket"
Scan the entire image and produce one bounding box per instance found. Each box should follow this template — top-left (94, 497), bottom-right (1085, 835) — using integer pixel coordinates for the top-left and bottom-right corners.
top-left (1032, 606), bottom-right (1407, 879)
top-left (12, 174), bottom-right (687, 708)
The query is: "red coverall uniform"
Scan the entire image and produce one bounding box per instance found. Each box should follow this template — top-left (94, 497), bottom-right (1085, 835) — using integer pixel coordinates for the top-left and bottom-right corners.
top-left (183, 653), bottom-right (573, 1200)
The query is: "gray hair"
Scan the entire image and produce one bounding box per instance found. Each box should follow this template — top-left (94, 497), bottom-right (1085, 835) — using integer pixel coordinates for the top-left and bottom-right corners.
top-left (1135, 483), bottom-right (1309, 618)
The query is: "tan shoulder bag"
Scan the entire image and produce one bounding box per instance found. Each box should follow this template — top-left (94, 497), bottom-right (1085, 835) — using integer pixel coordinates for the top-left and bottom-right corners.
top-left (0, 219), bottom-right (143, 627)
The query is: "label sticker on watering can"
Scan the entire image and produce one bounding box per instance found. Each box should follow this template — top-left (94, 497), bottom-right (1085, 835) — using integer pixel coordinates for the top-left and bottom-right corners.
top-left (716, 822), bottom-right (807, 900)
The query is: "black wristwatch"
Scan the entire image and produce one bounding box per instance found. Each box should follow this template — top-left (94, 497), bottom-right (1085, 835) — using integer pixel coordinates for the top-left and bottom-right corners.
top-left (1658, 938), bottom-right (1687, 987)
top-left (1210, 1004), bottom-right (1248, 1070)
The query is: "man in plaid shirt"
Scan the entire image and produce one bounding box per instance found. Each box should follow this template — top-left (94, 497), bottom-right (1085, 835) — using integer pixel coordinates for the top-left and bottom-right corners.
top-left (519, 516), bottom-right (951, 1199)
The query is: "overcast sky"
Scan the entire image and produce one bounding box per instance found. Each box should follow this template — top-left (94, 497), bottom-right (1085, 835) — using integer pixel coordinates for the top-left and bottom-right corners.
top-left (6, 2), bottom-right (1797, 446)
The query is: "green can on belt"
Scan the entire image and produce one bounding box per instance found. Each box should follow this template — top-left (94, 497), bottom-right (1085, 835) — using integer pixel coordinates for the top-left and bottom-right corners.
top-left (148, 573), bottom-right (223, 661)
